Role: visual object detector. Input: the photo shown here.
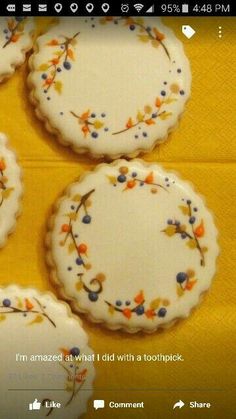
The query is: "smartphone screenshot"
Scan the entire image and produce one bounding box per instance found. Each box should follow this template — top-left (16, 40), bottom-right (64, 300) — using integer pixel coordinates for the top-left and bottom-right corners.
top-left (0, 1), bottom-right (235, 418)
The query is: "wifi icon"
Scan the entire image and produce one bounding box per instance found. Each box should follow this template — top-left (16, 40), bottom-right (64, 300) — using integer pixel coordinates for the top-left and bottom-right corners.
top-left (134, 3), bottom-right (144, 12)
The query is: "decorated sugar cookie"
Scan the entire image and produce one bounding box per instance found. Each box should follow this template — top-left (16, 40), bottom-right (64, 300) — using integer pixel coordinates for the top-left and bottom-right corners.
top-left (28, 17), bottom-right (191, 159)
top-left (0, 286), bottom-right (94, 418)
top-left (0, 133), bottom-right (22, 246)
top-left (0, 17), bottom-right (34, 83)
top-left (47, 160), bottom-right (218, 333)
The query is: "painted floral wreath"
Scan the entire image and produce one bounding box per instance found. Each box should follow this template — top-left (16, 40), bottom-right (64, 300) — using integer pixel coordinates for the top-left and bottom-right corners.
top-left (0, 295), bottom-right (88, 413)
top-left (37, 17), bottom-right (186, 140)
top-left (0, 157), bottom-right (15, 208)
top-left (59, 165), bottom-right (207, 322)
top-left (1, 17), bottom-right (27, 49)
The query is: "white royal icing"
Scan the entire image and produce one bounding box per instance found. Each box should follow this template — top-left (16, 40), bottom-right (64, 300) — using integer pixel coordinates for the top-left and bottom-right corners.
top-left (29, 17), bottom-right (191, 158)
top-left (48, 160), bottom-right (219, 333)
top-left (0, 17), bottom-right (34, 82)
top-left (0, 286), bottom-right (94, 418)
top-left (0, 133), bottom-right (22, 246)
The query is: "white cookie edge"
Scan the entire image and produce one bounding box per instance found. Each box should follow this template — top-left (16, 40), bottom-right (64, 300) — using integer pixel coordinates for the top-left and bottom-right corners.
top-left (0, 133), bottom-right (23, 248)
top-left (27, 24), bottom-right (191, 160)
top-left (45, 159), bottom-right (220, 334)
top-left (0, 21), bottom-right (35, 83)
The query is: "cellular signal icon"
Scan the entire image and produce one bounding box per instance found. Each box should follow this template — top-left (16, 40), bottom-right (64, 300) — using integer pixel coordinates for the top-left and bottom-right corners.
top-left (134, 3), bottom-right (144, 12)
top-left (146, 4), bottom-right (154, 13)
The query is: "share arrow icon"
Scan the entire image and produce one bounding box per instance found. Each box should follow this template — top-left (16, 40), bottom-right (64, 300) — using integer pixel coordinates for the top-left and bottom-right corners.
top-left (173, 400), bottom-right (185, 409)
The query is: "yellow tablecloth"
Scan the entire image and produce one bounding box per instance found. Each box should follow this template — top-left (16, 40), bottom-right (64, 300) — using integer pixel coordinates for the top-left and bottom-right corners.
top-left (0, 17), bottom-right (235, 418)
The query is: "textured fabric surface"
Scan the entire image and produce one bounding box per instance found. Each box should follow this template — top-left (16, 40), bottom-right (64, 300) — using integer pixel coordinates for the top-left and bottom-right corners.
top-left (0, 17), bottom-right (235, 418)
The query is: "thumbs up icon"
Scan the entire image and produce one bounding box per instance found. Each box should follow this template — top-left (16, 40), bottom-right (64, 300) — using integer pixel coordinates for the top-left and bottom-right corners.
top-left (29, 399), bottom-right (41, 410)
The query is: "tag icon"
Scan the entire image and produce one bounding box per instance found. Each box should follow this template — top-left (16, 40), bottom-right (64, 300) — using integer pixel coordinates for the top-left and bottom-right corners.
top-left (101, 3), bottom-right (110, 13)
top-left (54, 3), bottom-right (63, 13)
top-left (86, 3), bottom-right (94, 13)
top-left (182, 25), bottom-right (196, 39)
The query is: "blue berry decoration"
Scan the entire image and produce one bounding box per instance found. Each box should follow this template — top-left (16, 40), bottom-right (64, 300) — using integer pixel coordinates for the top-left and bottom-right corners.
top-left (117, 174), bottom-right (126, 183)
top-left (70, 347), bottom-right (80, 357)
top-left (176, 272), bottom-right (188, 284)
top-left (63, 61), bottom-right (71, 70)
top-left (189, 216), bottom-right (196, 224)
top-left (41, 73), bottom-right (47, 80)
top-left (88, 292), bottom-right (98, 302)
top-left (2, 298), bottom-right (11, 307)
top-left (136, 305), bottom-right (145, 315)
top-left (116, 300), bottom-right (122, 307)
top-left (82, 215), bottom-right (91, 224)
top-left (76, 257), bottom-right (83, 266)
top-left (157, 307), bottom-right (167, 317)
top-left (129, 25), bottom-right (135, 30)
top-left (91, 132), bottom-right (98, 139)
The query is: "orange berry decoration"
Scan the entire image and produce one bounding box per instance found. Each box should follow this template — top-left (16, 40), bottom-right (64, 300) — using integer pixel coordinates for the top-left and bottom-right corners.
top-left (145, 172), bottom-right (154, 184)
top-left (155, 97), bottom-right (162, 108)
top-left (51, 58), bottom-right (60, 65)
top-left (78, 243), bottom-right (87, 254)
top-left (145, 309), bottom-right (155, 319)
top-left (126, 118), bottom-right (133, 129)
top-left (126, 179), bottom-right (136, 189)
top-left (47, 39), bottom-right (59, 46)
top-left (45, 78), bottom-right (53, 85)
top-left (194, 220), bottom-right (205, 238)
top-left (185, 280), bottom-right (197, 291)
top-left (25, 298), bottom-right (34, 311)
top-left (61, 224), bottom-right (71, 233)
top-left (153, 28), bottom-right (165, 41)
top-left (122, 308), bottom-right (132, 319)
top-left (60, 347), bottom-right (70, 358)
top-left (11, 34), bottom-right (20, 43)
top-left (76, 368), bottom-right (87, 383)
top-left (0, 159), bottom-right (6, 171)
top-left (134, 291), bottom-right (144, 305)
top-left (82, 125), bottom-right (90, 136)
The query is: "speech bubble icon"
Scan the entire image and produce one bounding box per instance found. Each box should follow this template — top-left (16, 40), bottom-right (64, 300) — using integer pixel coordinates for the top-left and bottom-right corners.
top-left (93, 400), bottom-right (105, 410)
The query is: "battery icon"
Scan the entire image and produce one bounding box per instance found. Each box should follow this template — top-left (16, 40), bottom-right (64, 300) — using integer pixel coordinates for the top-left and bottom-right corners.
top-left (182, 4), bottom-right (189, 13)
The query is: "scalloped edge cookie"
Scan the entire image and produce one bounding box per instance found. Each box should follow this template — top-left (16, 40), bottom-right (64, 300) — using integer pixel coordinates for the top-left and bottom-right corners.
top-left (0, 17), bottom-right (34, 83)
top-left (27, 17), bottom-right (191, 160)
top-left (46, 160), bottom-right (219, 334)
top-left (0, 133), bottom-right (23, 247)
top-left (0, 284), bottom-right (95, 418)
